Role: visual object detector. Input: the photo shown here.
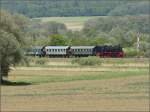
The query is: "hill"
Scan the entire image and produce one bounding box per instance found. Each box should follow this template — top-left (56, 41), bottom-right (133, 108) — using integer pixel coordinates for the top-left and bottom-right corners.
top-left (1, 0), bottom-right (149, 18)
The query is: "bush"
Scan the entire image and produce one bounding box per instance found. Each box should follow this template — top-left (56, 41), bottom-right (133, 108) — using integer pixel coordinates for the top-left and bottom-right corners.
top-left (35, 58), bottom-right (48, 65)
top-left (124, 47), bottom-right (148, 57)
top-left (72, 56), bottom-right (102, 66)
top-left (124, 48), bottom-right (138, 57)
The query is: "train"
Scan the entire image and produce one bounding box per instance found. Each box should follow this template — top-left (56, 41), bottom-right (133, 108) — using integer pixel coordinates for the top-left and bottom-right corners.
top-left (26, 45), bottom-right (124, 58)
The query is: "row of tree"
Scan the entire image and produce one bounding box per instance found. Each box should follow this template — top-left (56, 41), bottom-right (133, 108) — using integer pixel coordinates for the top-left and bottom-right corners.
top-left (1, 0), bottom-right (149, 17)
top-left (31, 16), bottom-right (149, 54)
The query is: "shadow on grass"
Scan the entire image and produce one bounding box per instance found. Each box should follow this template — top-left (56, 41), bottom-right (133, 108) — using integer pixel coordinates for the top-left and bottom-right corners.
top-left (1, 80), bottom-right (31, 86)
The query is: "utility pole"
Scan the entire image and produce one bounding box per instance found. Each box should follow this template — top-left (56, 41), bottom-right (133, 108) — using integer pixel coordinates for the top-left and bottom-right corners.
top-left (136, 32), bottom-right (140, 52)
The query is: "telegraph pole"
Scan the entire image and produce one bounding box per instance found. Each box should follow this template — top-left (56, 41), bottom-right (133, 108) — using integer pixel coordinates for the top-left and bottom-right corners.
top-left (136, 32), bottom-right (140, 52)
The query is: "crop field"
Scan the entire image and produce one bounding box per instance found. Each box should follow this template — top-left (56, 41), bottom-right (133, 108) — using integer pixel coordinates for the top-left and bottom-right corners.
top-left (1, 58), bottom-right (149, 111)
top-left (33, 16), bottom-right (101, 31)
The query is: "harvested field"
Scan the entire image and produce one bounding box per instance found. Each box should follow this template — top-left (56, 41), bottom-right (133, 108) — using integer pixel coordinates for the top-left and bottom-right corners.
top-left (34, 16), bottom-right (101, 31)
top-left (1, 58), bottom-right (149, 111)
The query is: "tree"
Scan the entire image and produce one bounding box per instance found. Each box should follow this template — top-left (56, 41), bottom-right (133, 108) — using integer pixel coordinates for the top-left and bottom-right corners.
top-left (49, 34), bottom-right (67, 46)
top-left (0, 10), bottom-right (26, 83)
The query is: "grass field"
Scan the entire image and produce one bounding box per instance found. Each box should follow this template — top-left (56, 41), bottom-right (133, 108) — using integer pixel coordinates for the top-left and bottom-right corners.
top-left (1, 58), bottom-right (149, 111)
top-left (33, 16), bottom-right (101, 31)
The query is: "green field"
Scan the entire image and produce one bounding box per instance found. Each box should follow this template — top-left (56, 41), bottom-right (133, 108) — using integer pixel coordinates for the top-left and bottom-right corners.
top-left (1, 58), bottom-right (149, 111)
top-left (33, 16), bottom-right (101, 31)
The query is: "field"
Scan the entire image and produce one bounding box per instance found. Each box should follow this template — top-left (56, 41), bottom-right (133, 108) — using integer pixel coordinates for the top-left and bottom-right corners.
top-left (33, 16), bottom-right (101, 31)
top-left (1, 58), bottom-right (149, 111)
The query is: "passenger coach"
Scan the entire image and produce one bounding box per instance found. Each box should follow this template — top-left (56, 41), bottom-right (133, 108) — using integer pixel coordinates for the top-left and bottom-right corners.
top-left (45, 46), bottom-right (71, 57)
top-left (71, 46), bottom-right (95, 57)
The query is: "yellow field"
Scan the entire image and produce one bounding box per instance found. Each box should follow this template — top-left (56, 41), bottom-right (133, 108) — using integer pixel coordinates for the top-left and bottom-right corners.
top-left (1, 58), bottom-right (149, 111)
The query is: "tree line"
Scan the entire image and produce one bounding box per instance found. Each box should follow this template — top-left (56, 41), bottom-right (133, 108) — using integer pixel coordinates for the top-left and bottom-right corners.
top-left (1, 0), bottom-right (149, 17)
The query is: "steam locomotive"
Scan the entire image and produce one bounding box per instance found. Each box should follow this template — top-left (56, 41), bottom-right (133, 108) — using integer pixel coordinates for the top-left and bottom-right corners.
top-left (26, 45), bottom-right (124, 58)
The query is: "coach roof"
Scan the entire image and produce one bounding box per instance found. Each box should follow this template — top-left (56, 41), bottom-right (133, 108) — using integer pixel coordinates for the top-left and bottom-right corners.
top-left (45, 46), bottom-right (70, 49)
top-left (71, 46), bottom-right (95, 49)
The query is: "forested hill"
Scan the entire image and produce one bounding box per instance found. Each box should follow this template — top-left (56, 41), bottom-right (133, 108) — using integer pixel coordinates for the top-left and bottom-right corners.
top-left (1, 0), bottom-right (149, 18)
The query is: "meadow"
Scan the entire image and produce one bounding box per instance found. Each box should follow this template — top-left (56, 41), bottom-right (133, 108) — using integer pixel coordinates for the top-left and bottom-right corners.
top-left (1, 58), bottom-right (149, 111)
